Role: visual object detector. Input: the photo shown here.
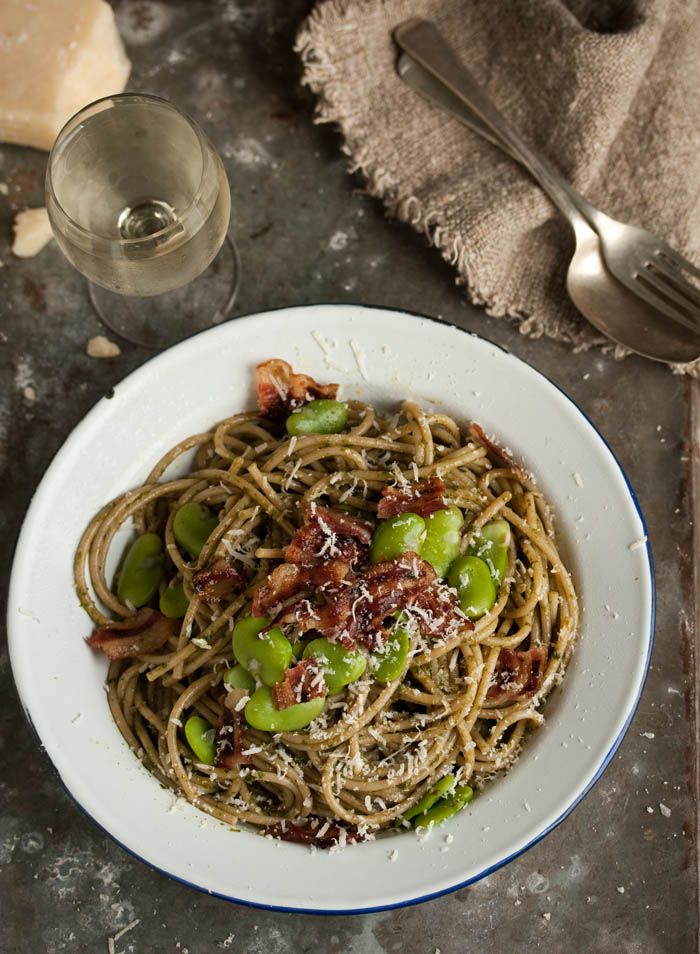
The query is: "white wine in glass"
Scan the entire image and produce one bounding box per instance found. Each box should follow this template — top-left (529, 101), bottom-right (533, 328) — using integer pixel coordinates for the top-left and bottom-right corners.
top-left (46, 93), bottom-right (238, 348)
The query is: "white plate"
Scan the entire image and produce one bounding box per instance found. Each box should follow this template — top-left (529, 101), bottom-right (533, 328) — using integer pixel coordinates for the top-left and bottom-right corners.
top-left (8, 305), bottom-right (654, 913)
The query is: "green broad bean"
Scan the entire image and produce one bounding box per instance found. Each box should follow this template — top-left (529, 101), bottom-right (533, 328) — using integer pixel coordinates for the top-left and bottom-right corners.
top-left (159, 579), bottom-right (189, 618)
top-left (372, 625), bottom-right (410, 683)
top-left (290, 636), bottom-right (309, 660)
top-left (184, 714), bottom-right (216, 765)
top-left (244, 686), bottom-right (325, 732)
top-left (421, 506), bottom-right (464, 578)
top-left (286, 399), bottom-right (348, 436)
top-left (116, 533), bottom-right (164, 608)
top-left (172, 501), bottom-right (219, 560)
top-left (369, 513), bottom-right (426, 565)
top-left (232, 616), bottom-right (292, 687)
top-left (223, 664), bottom-right (256, 692)
top-left (402, 774), bottom-right (457, 822)
top-left (414, 784), bottom-right (473, 829)
top-left (302, 637), bottom-right (366, 692)
top-left (468, 518), bottom-right (511, 586)
top-left (448, 554), bottom-right (497, 619)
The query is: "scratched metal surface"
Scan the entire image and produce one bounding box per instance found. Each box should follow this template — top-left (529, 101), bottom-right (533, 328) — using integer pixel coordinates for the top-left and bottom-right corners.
top-left (0, 2), bottom-right (696, 952)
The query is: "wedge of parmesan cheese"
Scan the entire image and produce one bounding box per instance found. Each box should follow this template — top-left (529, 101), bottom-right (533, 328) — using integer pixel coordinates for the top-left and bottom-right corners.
top-left (12, 208), bottom-right (53, 258)
top-left (0, 0), bottom-right (131, 151)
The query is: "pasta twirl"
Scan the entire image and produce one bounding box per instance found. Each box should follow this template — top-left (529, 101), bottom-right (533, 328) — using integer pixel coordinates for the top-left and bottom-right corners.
top-left (76, 365), bottom-right (578, 845)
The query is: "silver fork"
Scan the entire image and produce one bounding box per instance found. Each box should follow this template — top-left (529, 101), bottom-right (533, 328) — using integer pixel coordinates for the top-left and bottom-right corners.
top-left (394, 18), bottom-right (700, 336)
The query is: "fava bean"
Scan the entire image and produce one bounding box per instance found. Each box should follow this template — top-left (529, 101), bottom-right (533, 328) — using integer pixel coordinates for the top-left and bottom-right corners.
top-left (421, 506), bottom-right (464, 578)
top-left (116, 533), bottom-right (164, 608)
top-left (159, 579), bottom-right (189, 618)
top-left (372, 624), bottom-right (410, 683)
top-left (223, 664), bottom-right (256, 692)
top-left (290, 635), bottom-right (309, 660)
top-left (402, 774), bottom-right (457, 822)
top-left (232, 616), bottom-right (292, 687)
top-left (414, 784), bottom-right (473, 829)
top-left (172, 501), bottom-right (219, 560)
top-left (447, 555), bottom-right (497, 619)
top-left (286, 399), bottom-right (348, 436)
top-left (468, 518), bottom-right (511, 586)
top-left (369, 513), bottom-right (426, 565)
top-left (184, 714), bottom-right (215, 765)
top-left (302, 637), bottom-right (366, 692)
top-left (244, 686), bottom-right (325, 732)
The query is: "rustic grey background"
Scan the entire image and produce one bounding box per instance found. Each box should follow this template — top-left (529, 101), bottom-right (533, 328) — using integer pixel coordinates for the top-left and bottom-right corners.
top-left (0, 2), bottom-right (696, 952)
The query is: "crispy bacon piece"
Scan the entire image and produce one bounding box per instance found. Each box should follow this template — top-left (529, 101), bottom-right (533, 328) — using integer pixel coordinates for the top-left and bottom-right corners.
top-left (377, 477), bottom-right (447, 519)
top-left (284, 503), bottom-right (373, 568)
top-left (469, 423), bottom-right (527, 481)
top-left (253, 503), bottom-right (374, 615)
top-left (252, 558), bottom-right (351, 615)
top-left (262, 820), bottom-right (362, 848)
top-left (86, 608), bottom-right (178, 660)
top-left (486, 646), bottom-right (548, 705)
top-left (285, 553), bottom-right (468, 650)
top-left (256, 359), bottom-right (338, 422)
top-left (271, 657), bottom-right (327, 710)
top-left (310, 504), bottom-right (374, 545)
top-left (192, 558), bottom-right (245, 602)
top-left (215, 690), bottom-right (252, 769)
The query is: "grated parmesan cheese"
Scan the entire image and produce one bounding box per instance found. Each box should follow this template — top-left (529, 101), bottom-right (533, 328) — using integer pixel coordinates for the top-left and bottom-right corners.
top-left (349, 338), bottom-right (370, 381)
top-left (86, 334), bottom-right (121, 359)
top-left (311, 329), bottom-right (332, 354)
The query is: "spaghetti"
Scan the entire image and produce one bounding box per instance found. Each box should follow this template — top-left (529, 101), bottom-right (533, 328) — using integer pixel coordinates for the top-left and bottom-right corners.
top-left (76, 360), bottom-right (578, 845)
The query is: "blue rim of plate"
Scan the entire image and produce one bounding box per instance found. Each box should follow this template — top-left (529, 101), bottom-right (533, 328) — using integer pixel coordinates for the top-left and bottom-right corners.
top-left (8, 303), bottom-right (655, 915)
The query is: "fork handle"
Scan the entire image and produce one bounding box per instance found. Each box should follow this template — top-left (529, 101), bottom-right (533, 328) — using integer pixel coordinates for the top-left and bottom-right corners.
top-left (393, 18), bottom-right (600, 234)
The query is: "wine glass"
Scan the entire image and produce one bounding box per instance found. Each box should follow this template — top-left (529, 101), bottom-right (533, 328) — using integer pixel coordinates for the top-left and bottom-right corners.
top-left (45, 93), bottom-right (239, 349)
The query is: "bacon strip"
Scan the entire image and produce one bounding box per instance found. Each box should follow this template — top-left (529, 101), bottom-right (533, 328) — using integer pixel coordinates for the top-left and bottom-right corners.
top-left (256, 359), bottom-right (338, 422)
top-left (262, 820), bottom-right (362, 848)
top-left (469, 423), bottom-right (527, 481)
top-left (272, 658), bottom-right (327, 710)
top-left (86, 609), bottom-right (178, 660)
top-left (377, 477), bottom-right (447, 519)
top-left (284, 553), bottom-right (468, 650)
top-left (253, 503), bottom-right (373, 614)
top-left (193, 558), bottom-right (245, 602)
top-left (252, 558), bottom-right (351, 616)
top-left (215, 690), bottom-right (252, 768)
top-left (308, 504), bottom-right (374, 545)
top-left (284, 503), bottom-right (372, 568)
top-left (486, 646), bottom-right (548, 705)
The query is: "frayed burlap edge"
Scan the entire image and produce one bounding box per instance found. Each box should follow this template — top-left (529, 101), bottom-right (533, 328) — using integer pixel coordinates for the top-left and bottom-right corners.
top-left (295, 0), bottom-right (700, 377)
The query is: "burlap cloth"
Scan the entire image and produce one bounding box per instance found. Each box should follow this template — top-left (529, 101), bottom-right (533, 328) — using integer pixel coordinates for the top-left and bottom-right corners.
top-left (296, 0), bottom-right (700, 375)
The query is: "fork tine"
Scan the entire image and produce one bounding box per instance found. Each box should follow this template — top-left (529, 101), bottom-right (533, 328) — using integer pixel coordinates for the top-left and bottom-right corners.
top-left (656, 244), bottom-right (700, 284)
top-left (632, 273), bottom-right (700, 336)
top-left (645, 258), bottom-right (700, 312)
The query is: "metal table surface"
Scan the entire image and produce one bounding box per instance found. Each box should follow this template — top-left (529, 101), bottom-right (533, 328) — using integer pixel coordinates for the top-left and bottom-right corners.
top-left (1, 2), bottom-right (697, 951)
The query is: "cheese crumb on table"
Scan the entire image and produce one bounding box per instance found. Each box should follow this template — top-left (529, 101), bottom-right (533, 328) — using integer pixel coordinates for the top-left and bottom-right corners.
top-left (86, 335), bottom-right (121, 359)
top-left (628, 536), bottom-right (647, 551)
top-left (12, 208), bottom-right (53, 258)
top-left (0, 0), bottom-right (130, 151)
